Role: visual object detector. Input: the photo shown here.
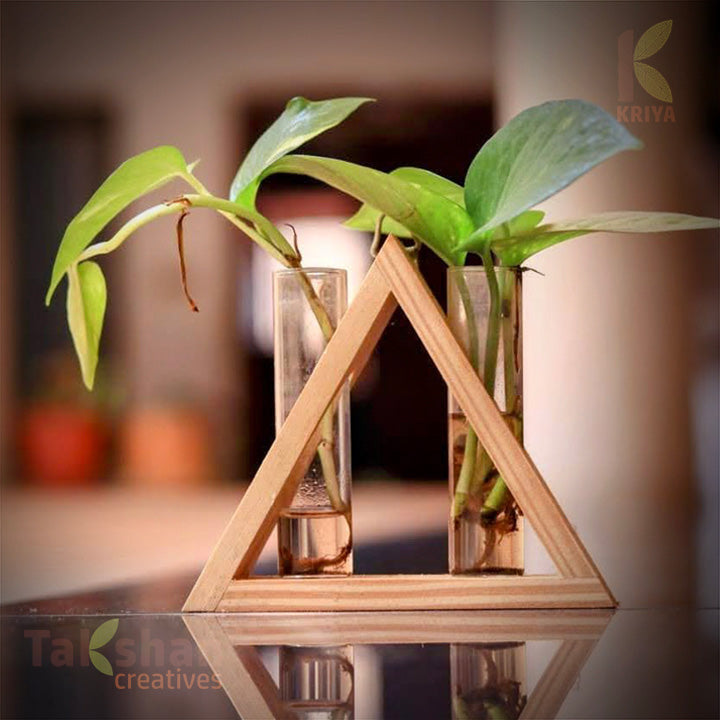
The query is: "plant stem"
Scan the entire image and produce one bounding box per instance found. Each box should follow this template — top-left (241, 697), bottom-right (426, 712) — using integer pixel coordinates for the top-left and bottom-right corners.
top-left (477, 254), bottom-right (509, 521)
top-left (79, 187), bottom-right (346, 515)
top-left (452, 272), bottom-right (480, 519)
top-left (501, 271), bottom-right (518, 415)
top-left (186, 178), bottom-right (345, 512)
top-left (291, 265), bottom-right (347, 514)
top-left (451, 252), bottom-right (503, 522)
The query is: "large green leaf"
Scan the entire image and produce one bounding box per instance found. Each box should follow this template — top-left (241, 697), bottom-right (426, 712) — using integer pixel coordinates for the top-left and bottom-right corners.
top-left (489, 210), bottom-right (545, 240)
top-left (260, 155), bottom-right (474, 265)
top-left (229, 96), bottom-right (373, 205)
top-left (464, 100), bottom-right (643, 233)
top-left (47, 146), bottom-right (189, 303)
top-left (344, 167), bottom-right (464, 238)
top-left (66, 261), bottom-right (107, 389)
top-left (488, 211), bottom-right (720, 265)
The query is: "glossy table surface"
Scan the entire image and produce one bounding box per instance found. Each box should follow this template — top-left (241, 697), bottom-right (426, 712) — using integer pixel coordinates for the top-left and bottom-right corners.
top-left (2, 536), bottom-right (718, 720)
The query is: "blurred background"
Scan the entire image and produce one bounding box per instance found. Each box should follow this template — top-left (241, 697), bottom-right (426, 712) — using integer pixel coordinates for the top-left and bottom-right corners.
top-left (0, 2), bottom-right (718, 611)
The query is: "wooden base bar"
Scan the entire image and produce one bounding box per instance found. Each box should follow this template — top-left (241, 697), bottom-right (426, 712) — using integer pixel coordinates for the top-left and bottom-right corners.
top-left (217, 574), bottom-right (614, 612)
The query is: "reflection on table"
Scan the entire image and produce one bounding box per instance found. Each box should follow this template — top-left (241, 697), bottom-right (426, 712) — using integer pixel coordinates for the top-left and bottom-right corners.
top-left (185, 610), bottom-right (612, 719)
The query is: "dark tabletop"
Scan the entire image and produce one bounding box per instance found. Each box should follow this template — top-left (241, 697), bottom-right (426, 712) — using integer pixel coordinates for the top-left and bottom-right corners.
top-left (2, 534), bottom-right (718, 720)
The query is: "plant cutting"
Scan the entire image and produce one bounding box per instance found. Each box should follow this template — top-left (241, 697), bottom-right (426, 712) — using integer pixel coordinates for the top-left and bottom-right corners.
top-left (48, 96), bottom-right (718, 579)
top-left (240, 99), bottom-right (718, 575)
top-left (46, 96), bottom-right (380, 576)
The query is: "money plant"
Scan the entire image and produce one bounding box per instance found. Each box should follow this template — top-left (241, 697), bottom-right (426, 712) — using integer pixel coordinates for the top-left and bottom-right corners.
top-left (48, 96), bottom-right (718, 551)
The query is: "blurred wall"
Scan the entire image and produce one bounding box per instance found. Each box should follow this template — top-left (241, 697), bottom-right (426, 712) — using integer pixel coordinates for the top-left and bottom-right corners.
top-left (495, 2), bottom-right (719, 607)
top-left (1, 0), bottom-right (495, 477)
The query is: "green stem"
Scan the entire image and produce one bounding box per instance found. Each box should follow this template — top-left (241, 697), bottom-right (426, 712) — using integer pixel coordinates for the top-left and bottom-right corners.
top-left (79, 186), bottom-right (346, 515)
top-left (451, 251), bottom-right (504, 523)
top-left (184, 180), bottom-right (343, 512)
top-left (452, 272), bottom-right (480, 520)
top-left (481, 251), bottom-right (501, 393)
top-left (191, 191), bottom-right (345, 513)
top-left (478, 255), bottom-right (509, 520)
top-left (501, 271), bottom-right (518, 415)
top-left (182, 174), bottom-right (295, 264)
top-left (295, 270), bottom-right (346, 514)
top-left (77, 203), bottom-right (182, 262)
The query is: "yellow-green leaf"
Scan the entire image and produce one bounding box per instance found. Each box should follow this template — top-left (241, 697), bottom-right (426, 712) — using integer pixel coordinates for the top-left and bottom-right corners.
top-left (66, 261), bottom-right (107, 389)
top-left (344, 167), bottom-right (464, 238)
top-left (230, 96), bottom-right (374, 205)
top-left (262, 155), bottom-right (473, 265)
top-left (489, 211), bottom-right (719, 265)
top-left (47, 146), bottom-right (188, 303)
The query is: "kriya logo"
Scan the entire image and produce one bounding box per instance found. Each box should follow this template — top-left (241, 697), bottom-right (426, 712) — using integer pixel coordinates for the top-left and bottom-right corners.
top-left (617, 19), bottom-right (676, 123)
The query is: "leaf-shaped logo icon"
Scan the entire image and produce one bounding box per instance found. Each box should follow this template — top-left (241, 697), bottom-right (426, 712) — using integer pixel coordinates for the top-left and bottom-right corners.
top-left (89, 650), bottom-right (114, 676)
top-left (633, 19), bottom-right (672, 61)
top-left (88, 618), bottom-right (118, 676)
top-left (634, 62), bottom-right (673, 103)
top-left (89, 618), bottom-right (119, 650)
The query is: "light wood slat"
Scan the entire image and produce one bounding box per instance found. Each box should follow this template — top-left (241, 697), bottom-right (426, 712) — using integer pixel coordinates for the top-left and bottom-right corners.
top-left (521, 639), bottom-right (598, 719)
top-left (376, 237), bottom-right (611, 598)
top-left (217, 609), bottom-right (613, 645)
top-left (217, 575), bottom-right (614, 612)
top-left (185, 235), bottom-right (615, 613)
top-left (184, 615), bottom-right (293, 720)
top-left (183, 263), bottom-right (397, 611)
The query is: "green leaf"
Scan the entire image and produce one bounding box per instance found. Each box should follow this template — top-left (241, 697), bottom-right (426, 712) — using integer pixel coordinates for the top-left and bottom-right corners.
top-left (464, 100), bottom-right (643, 233)
top-left (229, 96), bottom-right (374, 205)
top-left (89, 650), bottom-right (113, 676)
top-left (66, 262), bottom-right (107, 389)
top-left (492, 230), bottom-right (584, 266)
top-left (89, 619), bottom-right (119, 650)
top-left (490, 210), bottom-right (545, 240)
top-left (261, 155), bottom-right (474, 265)
top-left (47, 146), bottom-right (189, 303)
top-left (388, 168), bottom-right (465, 205)
top-left (344, 167), bottom-right (464, 238)
top-left (489, 211), bottom-right (720, 265)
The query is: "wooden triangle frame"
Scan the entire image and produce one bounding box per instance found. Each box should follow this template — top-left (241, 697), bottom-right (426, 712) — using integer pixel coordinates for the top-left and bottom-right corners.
top-left (184, 236), bottom-right (616, 612)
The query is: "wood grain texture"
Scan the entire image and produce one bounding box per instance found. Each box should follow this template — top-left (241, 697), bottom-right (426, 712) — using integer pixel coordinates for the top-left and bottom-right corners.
top-left (185, 235), bottom-right (615, 613)
top-left (521, 639), bottom-right (599, 719)
top-left (183, 263), bottom-right (397, 611)
top-left (184, 615), bottom-right (293, 720)
top-left (217, 575), bottom-right (614, 612)
top-left (218, 609), bottom-right (613, 645)
top-left (376, 237), bottom-right (612, 598)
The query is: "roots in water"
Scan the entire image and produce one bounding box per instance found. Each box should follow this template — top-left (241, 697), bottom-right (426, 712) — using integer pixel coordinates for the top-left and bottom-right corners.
top-left (279, 509), bottom-right (353, 576)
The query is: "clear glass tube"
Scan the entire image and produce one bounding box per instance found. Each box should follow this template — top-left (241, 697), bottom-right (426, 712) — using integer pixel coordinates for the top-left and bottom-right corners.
top-left (450, 642), bottom-right (527, 719)
top-left (273, 268), bottom-right (352, 576)
top-left (447, 266), bottom-right (524, 575)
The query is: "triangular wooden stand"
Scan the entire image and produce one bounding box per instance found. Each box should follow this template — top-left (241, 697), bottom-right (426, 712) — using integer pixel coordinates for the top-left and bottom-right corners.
top-left (184, 236), bottom-right (616, 612)
top-left (184, 610), bottom-right (613, 719)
